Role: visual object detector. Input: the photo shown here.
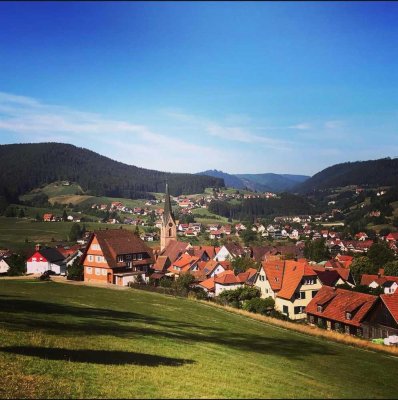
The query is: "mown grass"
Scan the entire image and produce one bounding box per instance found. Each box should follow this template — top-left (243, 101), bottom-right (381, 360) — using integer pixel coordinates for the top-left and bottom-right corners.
top-left (0, 280), bottom-right (397, 399)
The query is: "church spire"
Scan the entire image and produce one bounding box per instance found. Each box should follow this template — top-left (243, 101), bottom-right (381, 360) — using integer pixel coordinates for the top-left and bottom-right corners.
top-left (163, 182), bottom-right (174, 223)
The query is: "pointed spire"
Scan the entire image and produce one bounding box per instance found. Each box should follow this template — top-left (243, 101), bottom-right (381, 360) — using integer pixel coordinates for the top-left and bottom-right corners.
top-left (163, 182), bottom-right (174, 223)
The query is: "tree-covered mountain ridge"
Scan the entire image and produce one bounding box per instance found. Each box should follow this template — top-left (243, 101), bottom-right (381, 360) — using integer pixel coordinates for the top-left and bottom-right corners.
top-left (0, 143), bottom-right (224, 201)
top-left (295, 157), bottom-right (398, 193)
top-left (197, 169), bottom-right (310, 192)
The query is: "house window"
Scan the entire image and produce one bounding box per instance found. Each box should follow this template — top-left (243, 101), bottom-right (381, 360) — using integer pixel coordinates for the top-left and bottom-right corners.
top-left (294, 306), bottom-right (305, 314)
top-left (95, 268), bottom-right (101, 276)
top-left (88, 255), bottom-right (94, 262)
top-left (312, 290), bottom-right (318, 298)
top-left (137, 253), bottom-right (143, 260)
top-left (102, 269), bottom-right (107, 276)
top-left (86, 267), bottom-right (92, 274)
top-left (345, 312), bottom-right (352, 320)
top-left (96, 256), bottom-right (102, 263)
top-left (117, 255), bottom-right (123, 262)
top-left (282, 305), bottom-right (289, 315)
top-left (91, 244), bottom-right (100, 251)
top-left (295, 291), bottom-right (306, 299)
top-left (317, 305), bottom-right (323, 312)
top-left (132, 254), bottom-right (137, 260)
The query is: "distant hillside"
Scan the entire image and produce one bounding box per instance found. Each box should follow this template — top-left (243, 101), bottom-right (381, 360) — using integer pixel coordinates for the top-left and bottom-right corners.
top-left (0, 143), bottom-right (224, 202)
top-left (236, 173), bottom-right (309, 192)
top-left (197, 170), bottom-right (309, 192)
top-left (295, 157), bottom-right (398, 193)
top-left (196, 170), bottom-right (246, 189)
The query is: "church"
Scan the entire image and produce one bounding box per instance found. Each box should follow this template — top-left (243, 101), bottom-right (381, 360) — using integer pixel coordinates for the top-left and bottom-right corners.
top-left (160, 183), bottom-right (177, 251)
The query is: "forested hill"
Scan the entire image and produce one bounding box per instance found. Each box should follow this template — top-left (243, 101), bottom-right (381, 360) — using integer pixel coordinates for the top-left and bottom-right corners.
top-left (0, 143), bottom-right (224, 201)
top-left (295, 158), bottom-right (398, 193)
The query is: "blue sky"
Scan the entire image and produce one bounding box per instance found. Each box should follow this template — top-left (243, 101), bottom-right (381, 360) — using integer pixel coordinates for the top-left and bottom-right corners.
top-left (0, 1), bottom-right (397, 176)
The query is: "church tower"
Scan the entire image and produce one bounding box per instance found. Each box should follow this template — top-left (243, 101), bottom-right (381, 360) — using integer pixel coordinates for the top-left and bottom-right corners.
top-left (160, 183), bottom-right (177, 251)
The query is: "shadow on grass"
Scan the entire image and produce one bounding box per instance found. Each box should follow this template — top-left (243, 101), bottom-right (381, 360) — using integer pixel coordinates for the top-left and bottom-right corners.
top-left (0, 346), bottom-right (194, 366)
top-left (0, 296), bottom-right (337, 360)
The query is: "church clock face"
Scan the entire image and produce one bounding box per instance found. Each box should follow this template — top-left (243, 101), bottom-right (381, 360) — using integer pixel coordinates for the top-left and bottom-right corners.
top-left (169, 222), bottom-right (173, 227)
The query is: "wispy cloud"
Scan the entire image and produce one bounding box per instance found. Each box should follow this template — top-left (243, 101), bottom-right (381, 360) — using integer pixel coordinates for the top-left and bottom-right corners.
top-left (0, 92), bottom-right (225, 172)
top-left (162, 109), bottom-right (293, 151)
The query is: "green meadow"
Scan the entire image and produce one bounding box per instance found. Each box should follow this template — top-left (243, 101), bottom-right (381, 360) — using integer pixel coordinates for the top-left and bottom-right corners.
top-left (0, 280), bottom-right (397, 399)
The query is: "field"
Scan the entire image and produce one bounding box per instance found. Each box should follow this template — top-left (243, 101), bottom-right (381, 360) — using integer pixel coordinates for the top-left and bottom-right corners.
top-left (0, 280), bottom-right (397, 399)
top-left (0, 217), bottom-right (138, 253)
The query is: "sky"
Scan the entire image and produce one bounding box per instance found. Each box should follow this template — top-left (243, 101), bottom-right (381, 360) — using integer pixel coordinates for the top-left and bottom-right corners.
top-left (0, 1), bottom-right (397, 176)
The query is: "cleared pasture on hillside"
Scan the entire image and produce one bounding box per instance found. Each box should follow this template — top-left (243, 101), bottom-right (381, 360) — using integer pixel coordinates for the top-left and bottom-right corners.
top-left (0, 280), bottom-right (397, 399)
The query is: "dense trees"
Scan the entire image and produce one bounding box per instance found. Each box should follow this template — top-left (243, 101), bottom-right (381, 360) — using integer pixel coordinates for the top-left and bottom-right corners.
top-left (304, 239), bottom-right (330, 262)
top-left (297, 157), bottom-right (398, 193)
top-left (208, 193), bottom-right (316, 220)
top-left (0, 143), bottom-right (224, 201)
top-left (350, 257), bottom-right (378, 284)
top-left (367, 242), bottom-right (395, 268)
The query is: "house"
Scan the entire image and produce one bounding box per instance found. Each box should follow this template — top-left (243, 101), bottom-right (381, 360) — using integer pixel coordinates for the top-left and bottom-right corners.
top-left (160, 240), bottom-right (192, 263)
top-left (209, 229), bottom-right (224, 240)
top-left (355, 232), bottom-right (369, 241)
top-left (312, 267), bottom-right (354, 288)
top-left (0, 258), bottom-right (10, 274)
top-left (214, 270), bottom-right (244, 296)
top-left (82, 229), bottom-right (154, 286)
top-left (361, 274), bottom-right (398, 294)
top-left (306, 286), bottom-right (377, 336)
top-left (26, 246), bottom-right (66, 275)
top-left (202, 260), bottom-right (228, 278)
top-left (385, 232), bottom-right (398, 243)
top-left (214, 243), bottom-right (245, 261)
top-left (254, 260), bottom-right (284, 299)
top-left (275, 262), bottom-right (322, 320)
top-left (43, 213), bottom-right (55, 222)
top-left (166, 254), bottom-right (200, 278)
top-left (361, 292), bottom-right (398, 339)
top-left (254, 260), bottom-right (322, 320)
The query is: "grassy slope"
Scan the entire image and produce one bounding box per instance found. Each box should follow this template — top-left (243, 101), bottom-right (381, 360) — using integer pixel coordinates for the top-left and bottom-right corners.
top-left (0, 280), bottom-right (397, 399)
top-left (0, 217), bottom-right (137, 253)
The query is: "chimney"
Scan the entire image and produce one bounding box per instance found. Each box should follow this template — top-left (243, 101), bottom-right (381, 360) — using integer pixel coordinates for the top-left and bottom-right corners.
top-left (35, 243), bottom-right (41, 252)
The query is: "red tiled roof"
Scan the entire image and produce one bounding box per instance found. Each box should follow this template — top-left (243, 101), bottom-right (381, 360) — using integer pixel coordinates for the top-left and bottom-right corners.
top-left (380, 292), bottom-right (398, 324)
top-left (199, 277), bottom-right (215, 291)
top-left (306, 286), bottom-right (377, 327)
top-left (277, 262), bottom-right (317, 300)
top-left (262, 260), bottom-right (285, 291)
top-left (237, 268), bottom-right (257, 283)
top-left (153, 255), bottom-right (171, 272)
top-left (160, 240), bottom-right (190, 262)
top-left (214, 270), bottom-right (240, 285)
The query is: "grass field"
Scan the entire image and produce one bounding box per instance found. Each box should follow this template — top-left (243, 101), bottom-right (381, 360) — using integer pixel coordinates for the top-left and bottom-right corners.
top-left (0, 217), bottom-right (138, 253)
top-left (0, 280), bottom-right (397, 399)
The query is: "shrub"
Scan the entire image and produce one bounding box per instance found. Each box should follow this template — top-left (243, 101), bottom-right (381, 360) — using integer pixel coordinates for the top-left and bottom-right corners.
top-left (243, 297), bottom-right (275, 315)
top-left (67, 258), bottom-right (83, 281)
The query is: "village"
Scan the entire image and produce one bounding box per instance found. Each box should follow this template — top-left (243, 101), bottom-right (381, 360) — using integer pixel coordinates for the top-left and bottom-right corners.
top-left (2, 184), bottom-right (398, 347)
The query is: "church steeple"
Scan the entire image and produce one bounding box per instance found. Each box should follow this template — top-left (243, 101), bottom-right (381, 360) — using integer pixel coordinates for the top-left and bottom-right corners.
top-left (160, 182), bottom-right (177, 251)
top-left (163, 182), bottom-right (175, 224)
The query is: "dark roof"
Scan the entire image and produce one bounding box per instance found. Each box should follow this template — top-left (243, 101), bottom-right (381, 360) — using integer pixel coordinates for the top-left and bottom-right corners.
top-left (40, 248), bottom-right (65, 264)
top-left (315, 269), bottom-right (341, 287)
top-left (90, 229), bottom-right (154, 268)
top-left (160, 240), bottom-right (190, 262)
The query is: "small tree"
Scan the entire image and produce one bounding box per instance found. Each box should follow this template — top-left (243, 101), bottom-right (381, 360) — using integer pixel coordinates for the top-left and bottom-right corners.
top-left (62, 209), bottom-right (68, 222)
top-left (7, 254), bottom-right (26, 276)
top-left (350, 256), bottom-right (377, 285)
top-left (18, 208), bottom-right (25, 218)
top-left (69, 223), bottom-right (82, 242)
top-left (172, 273), bottom-right (195, 296)
top-left (367, 242), bottom-right (395, 269)
top-left (67, 257), bottom-right (83, 281)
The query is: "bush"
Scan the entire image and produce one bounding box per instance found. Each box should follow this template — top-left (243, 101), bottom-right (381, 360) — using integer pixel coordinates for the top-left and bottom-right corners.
top-left (243, 297), bottom-right (275, 315)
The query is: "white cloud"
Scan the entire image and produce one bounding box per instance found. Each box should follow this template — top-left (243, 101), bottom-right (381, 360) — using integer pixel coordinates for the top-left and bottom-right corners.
top-left (0, 91), bottom-right (224, 173)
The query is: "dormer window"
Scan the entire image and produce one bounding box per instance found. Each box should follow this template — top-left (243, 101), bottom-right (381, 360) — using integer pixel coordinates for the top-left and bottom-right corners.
top-left (117, 255), bottom-right (123, 262)
top-left (317, 305), bottom-right (323, 312)
top-left (345, 312), bottom-right (352, 320)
